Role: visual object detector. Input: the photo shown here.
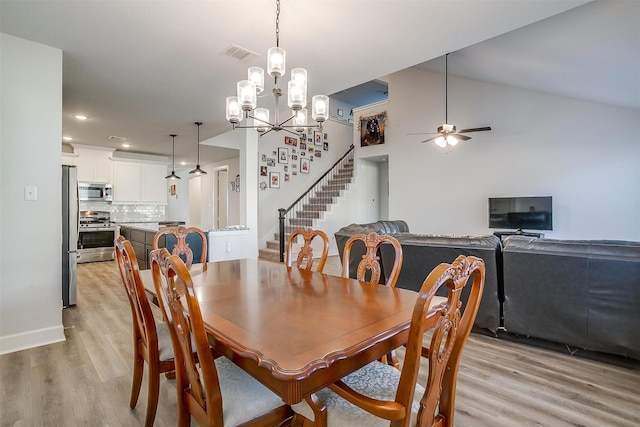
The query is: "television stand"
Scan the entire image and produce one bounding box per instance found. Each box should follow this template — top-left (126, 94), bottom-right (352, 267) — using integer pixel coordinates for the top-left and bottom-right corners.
top-left (493, 230), bottom-right (544, 242)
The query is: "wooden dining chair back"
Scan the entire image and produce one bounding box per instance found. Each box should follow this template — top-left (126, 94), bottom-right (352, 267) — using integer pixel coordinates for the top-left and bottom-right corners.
top-left (114, 236), bottom-right (175, 427)
top-left (153, 225), bottom-right (207, 268)
top-left (341, 232), bottom-right (403, 287)
top-left (291, 255), bottom-right (486, 427)
top-left (149, 248), bottom-right (292, 427)
top-left (286, 227), bottom-right (330, 272)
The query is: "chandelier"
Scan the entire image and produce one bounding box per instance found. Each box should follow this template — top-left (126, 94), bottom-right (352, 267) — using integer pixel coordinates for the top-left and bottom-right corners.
top-left (225, 0), bottom-right (329, 136)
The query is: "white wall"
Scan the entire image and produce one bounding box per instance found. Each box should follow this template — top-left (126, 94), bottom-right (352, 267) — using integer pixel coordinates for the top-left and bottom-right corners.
top-left (353, 67), bottom-right (640, 240)
top-left (1, 34), bottom-right (65, 353)
top-left (165, 167), bottom-right (191, 222)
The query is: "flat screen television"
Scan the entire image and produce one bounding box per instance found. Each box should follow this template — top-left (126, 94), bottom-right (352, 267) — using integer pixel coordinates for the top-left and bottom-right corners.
top-left (488, 196), bottom-right (553, 231)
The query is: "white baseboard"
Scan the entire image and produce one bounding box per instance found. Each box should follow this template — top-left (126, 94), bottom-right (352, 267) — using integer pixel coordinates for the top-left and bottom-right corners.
top-left (0, 325), bottom-right (66, 355)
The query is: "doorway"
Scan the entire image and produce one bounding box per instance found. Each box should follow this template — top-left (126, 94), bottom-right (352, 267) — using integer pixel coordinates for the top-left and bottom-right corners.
top-left (216, 168), bottom-right (228, 229)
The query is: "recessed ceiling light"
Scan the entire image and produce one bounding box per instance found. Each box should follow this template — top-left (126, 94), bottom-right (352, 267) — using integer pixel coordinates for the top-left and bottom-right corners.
top-left (180, 161), bottom-right (186, 166)
top-left (73, 114), bottom-right (88, 120)
top-left (62, 136), bottom-right (73, 141)
top-left (122, 143), bottom-right (130, 148)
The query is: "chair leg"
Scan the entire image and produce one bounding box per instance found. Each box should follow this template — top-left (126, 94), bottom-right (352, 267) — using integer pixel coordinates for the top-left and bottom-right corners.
top-left (130, 353), bottom-right (144, 408)
top-left (144, 362), bottom-right (161, 427)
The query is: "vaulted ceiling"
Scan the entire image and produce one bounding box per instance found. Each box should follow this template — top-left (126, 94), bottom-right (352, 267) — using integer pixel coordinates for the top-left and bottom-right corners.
top-left (2, 1), bottom-right (636, 165)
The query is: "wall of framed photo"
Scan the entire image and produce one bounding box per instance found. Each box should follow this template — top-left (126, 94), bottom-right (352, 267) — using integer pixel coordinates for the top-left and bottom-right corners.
top-left (256, 118), bottom-right (354, 241)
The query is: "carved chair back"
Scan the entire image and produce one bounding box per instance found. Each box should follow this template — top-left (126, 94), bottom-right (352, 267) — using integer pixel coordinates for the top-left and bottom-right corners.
top-left (153, 226), bottom-right (207, 268)
top-left (286, 228), bottom-right (330, 272)
top-left (341, 232), bottom-right (403, 287)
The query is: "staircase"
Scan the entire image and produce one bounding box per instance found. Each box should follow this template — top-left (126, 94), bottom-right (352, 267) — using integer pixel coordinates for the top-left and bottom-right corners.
top-left (259, 149), bottom-right (355, 262)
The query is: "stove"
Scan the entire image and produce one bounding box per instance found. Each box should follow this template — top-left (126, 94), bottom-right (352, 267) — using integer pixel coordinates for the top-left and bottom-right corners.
top-left (78, 210), bottom-right (116, 263)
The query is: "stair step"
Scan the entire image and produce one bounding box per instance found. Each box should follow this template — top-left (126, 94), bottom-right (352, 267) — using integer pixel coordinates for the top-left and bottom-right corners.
top-left (258, 247), bottom-right (281, 262)
top-left (266, 239), bottom-right (280, 250)
top-left (288, 218), bottom-right (314, 227)
top-left (296, 210), bottom-right (321, 219)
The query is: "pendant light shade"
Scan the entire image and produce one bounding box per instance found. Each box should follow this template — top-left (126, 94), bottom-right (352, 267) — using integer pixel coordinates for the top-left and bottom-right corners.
top-left (165, 134), bottom-right (181, 180)
top-left (189, 122), bottom-right (207, 175)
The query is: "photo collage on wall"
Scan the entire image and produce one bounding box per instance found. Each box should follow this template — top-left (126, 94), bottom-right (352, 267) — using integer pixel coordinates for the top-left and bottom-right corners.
top-left (259, 131), bottom-right (330, 189)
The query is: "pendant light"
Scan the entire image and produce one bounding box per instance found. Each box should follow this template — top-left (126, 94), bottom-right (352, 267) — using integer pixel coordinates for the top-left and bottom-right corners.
top-left (189, 121), bottom-right (207, 175)
top-left (165, 134), bottom-right (181, 180)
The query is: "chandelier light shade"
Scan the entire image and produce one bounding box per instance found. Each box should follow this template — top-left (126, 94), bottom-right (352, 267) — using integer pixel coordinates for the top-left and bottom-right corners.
top-left (225, 0), bottom-right (329, 136)
top-left (165, 134), bottom-right (181, 180)
top-left (189, 122), bottom-right (207, 175)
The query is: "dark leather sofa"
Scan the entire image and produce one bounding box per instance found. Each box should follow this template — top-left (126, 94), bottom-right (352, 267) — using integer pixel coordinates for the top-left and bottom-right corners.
top-left (502, 235), bottom-right (640, 360)
top-left (334, 221), bottom-right (502, 334)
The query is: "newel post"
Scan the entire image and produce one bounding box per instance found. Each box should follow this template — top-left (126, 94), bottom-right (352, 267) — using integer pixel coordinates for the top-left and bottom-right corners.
top-left (278, 208), bottom-right (286, 262)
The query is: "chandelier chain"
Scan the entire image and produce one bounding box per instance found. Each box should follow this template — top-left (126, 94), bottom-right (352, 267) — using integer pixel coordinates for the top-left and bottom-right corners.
top-left (275, 0), bottom-right (280, 48)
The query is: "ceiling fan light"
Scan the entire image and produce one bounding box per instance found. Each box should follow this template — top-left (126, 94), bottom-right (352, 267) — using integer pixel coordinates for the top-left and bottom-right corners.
top-left (435, 136), bottom-right (447, 148)
top-left (447, 135), bottom-right (459, 146)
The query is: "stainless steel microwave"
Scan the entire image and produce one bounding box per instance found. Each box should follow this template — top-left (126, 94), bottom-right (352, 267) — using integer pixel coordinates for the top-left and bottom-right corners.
top-left (79, 182), bottom-right (113, 202)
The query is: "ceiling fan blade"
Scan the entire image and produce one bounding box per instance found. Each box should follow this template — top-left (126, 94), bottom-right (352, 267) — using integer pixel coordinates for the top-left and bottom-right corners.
top-left (452, 134), bottom-right (471, 141)
top-left (407, 131), bottom-right (437, 136)
top-left (419, 135), bottom-right (440, 143)
top-left (457, 126), bottom-right (492, 133)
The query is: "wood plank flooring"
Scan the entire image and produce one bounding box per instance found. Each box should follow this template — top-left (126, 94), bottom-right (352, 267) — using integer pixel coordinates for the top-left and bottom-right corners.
top-left (1, 257), bottom-right (639, 426)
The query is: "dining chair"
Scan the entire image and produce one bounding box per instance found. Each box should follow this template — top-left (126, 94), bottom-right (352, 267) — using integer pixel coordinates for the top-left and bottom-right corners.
top-left (114, 236), bottom-right (176, 427)
top-left (341, 232), bottom-right (403, 287)
top-left (291, 255), bottom-right (486, 427)
top-left (149, 248), bottom-right (293, 427)
top-left (341, 232), bottom-right (405, 368)
top-left (153, 225), bottom-right (207, 268)
top-left (286, 227), bottom-right (330, 272)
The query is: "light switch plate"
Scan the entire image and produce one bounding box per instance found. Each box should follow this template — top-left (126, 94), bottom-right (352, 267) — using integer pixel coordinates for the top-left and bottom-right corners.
top-left (24, 185), bottom-right (37, 201)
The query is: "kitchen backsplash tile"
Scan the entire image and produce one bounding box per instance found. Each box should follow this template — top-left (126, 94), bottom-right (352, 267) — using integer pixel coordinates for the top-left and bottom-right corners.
top-left (79, 201), bottom-right (165, 222)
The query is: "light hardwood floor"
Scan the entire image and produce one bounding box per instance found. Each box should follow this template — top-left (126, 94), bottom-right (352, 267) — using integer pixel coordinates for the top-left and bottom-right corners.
top-left (1, 258), bottom-right (639, 427)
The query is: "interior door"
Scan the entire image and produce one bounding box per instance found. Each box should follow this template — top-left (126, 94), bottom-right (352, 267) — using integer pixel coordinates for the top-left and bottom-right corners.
top-left (216, 169), bottom-right (228, 229)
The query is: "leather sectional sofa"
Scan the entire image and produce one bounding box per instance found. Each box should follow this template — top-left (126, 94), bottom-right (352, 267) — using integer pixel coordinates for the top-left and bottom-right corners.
top-left (502, 235), bottom-right (640, 360)
top-left (335, 221), bottom-right (502, 335)
top-left (335, 221), bottom-right (640, 361)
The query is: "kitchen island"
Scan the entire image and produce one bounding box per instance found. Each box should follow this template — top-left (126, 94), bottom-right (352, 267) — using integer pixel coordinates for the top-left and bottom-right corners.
top-left (118, 223), bottom-right (251, 269)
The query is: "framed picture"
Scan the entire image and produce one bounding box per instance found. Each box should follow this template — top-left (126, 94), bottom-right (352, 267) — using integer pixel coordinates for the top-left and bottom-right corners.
top-left (314, 130), bottom-right (323, 146)
top-left (284, 173), bottom-right (290, 182)
top-left (359, 111), bottom-right (387, 146)
top-left (169, 184), bottom-right (176, 196)
top-left (267, 158), bottom-right (275, 167)
top-left (291, 154), bottom-right (298, 160)
top-left (300, 142), bottom-right (307, 151)
top-left (278, 147), bottom-right (288, 164)
top-left (261, 154), bottom-right (267, 162)
top-left (314, 148), bottom-right (321, 158)
top-left (285, 136), bottom-right (298, 146)
top-left (300, 158), bottom-right (310, 174)
top-left (323, 141), bottom-right (329, 151)
top-left (284, 165), bottom-right (288, 172)
top-left (337, 108), bottom-right (343, 117)
top-left (269, 171), bottom-right (280, 188)
top-left (260, 166), bottom-right (267, 176)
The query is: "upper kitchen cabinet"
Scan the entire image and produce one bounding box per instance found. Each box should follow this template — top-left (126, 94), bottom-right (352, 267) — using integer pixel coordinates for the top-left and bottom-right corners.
top-left (112, 159), bottom-right (168, 204)
top-left (73, 145), bottom-right (113, 183)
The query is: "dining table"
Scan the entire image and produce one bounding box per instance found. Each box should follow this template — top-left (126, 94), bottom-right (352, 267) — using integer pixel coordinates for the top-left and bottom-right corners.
top-left (139, 258), bottom-right (419, 408)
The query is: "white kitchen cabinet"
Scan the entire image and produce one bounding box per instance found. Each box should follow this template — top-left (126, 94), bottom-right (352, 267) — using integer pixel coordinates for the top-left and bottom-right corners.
top-left (112, 160), bottom-right (167, 204)
top-left (62, 152), bottom-right (78, 166)
top-left (142, 164), bottom-right (168, 203)
top-left (74, 146), bottom-right (113, 183)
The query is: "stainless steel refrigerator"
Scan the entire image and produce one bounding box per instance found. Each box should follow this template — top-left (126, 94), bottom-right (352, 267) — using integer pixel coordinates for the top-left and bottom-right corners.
top-left (62, 165), bottom-right (78, 307)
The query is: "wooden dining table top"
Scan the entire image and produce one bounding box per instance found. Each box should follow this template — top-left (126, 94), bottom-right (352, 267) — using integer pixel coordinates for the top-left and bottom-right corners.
top-left (139, 258), bottom-right (418, 404)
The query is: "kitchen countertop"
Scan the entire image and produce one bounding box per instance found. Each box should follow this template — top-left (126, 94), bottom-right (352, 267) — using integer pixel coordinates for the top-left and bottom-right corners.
top-left (118, 222), bottom-right (249, 234)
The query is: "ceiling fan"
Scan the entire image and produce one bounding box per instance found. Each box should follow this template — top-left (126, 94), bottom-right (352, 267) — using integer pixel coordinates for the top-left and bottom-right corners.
top-left (414, 53), bottom-right (491, 147)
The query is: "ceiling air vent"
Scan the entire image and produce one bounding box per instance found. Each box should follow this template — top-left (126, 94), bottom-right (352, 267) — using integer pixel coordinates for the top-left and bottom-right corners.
top-left (108, 136), bottom-right (127, 142)
top-left (222, 44), bottom-right (258, 62)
